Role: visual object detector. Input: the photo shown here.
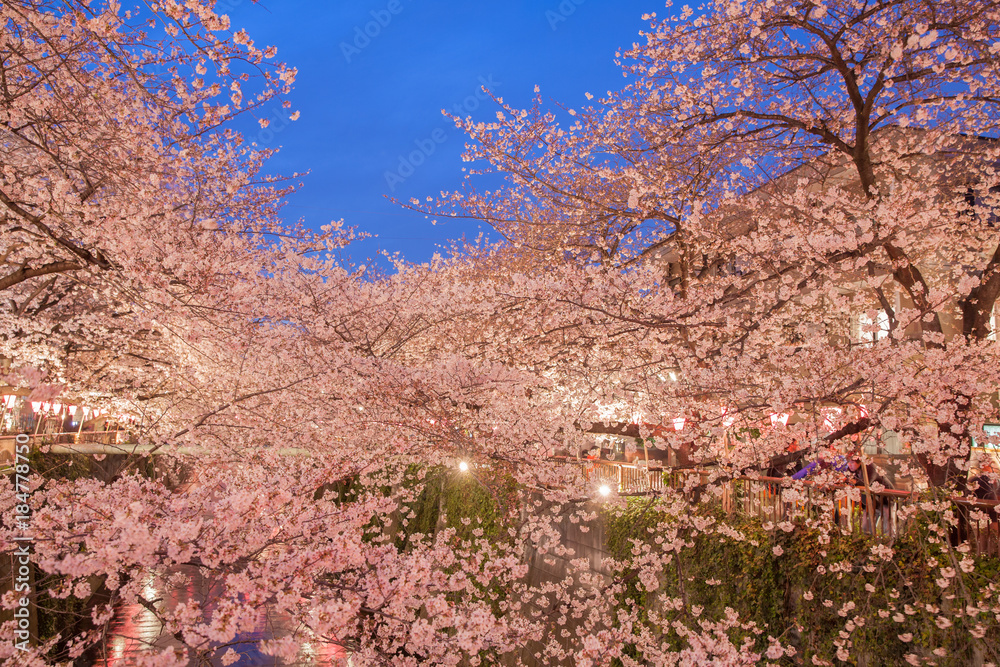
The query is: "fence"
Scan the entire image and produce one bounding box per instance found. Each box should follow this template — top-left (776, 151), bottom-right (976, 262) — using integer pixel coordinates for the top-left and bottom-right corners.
top-left (573, 459), bottom-right (1000, 556)
top-left (585, 459), bottom-right (668, 495)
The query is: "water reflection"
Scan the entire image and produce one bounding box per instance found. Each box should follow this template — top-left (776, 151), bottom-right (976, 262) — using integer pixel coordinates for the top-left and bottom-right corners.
top-left (92, 565), bottom-right (346, 666)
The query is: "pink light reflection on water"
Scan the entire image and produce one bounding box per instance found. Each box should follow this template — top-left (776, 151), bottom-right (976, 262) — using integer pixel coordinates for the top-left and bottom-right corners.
top-left (93, 565), bottom-right (347, 666)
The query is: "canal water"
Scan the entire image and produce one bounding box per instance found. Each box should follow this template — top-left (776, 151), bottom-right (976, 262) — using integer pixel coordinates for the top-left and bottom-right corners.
top-left (77, 466), bottom-right (349, 665)
top-left (91, 565), bottom-right (346, 666)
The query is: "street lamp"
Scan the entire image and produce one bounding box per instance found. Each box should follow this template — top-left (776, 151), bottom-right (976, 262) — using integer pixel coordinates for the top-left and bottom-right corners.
top-left (598, 484), bottom-right (611, 497)
top-left (458, 461), bottom-right (469, 472)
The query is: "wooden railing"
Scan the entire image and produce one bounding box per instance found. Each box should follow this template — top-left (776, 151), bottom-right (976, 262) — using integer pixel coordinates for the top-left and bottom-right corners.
top-left (567, 458), bottom-right (1000, 556)
top-left (720, 476), bottom-right (999, 556)
top-left (580, 459), bottom-right (669, 495)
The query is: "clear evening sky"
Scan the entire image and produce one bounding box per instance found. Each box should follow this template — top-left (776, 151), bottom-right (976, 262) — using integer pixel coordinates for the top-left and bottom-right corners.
top-left (225, 0), bottom-right (659, 265)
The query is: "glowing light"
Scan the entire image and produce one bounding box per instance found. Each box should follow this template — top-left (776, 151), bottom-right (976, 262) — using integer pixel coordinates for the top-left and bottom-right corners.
top-left (672, 417), bottom-right (686, 431)
top-left (598, 484), bottom-right (612, 497)
top-left (458, 461), bottom-right (469, 472)
top-left (2, 395), bottom-right (15, 408)
top-left (31, 402), bottom-right (41, 413)
top-left (822, 407), bottom-right (842, 431)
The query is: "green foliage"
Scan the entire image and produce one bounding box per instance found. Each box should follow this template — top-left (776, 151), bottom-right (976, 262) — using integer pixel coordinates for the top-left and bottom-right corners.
top-left (34, 571), bottom-right (108, 662)
top-left (314, 473), bottom-right (359, 505)
top-left (603, 500), bottom-right (1000, 665)
top-left (28, 449), bottom-right (160, 484)
top-left (394, 463), bottom-right (519, 548)
top-left (28, 450), bottom-right (99, 482)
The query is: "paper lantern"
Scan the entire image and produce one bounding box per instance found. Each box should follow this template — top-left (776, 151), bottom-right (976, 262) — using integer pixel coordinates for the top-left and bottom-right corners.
top-left (770, 412), bottom-right (790, 426)
top-left (31, 401), bottom-right (41, 413)
top-left (672, 417), bottom-right (686, 431)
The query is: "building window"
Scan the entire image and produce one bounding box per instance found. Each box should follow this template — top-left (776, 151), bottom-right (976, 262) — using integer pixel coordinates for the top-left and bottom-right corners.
top-left (974, 424), bottom-right (1000, 451)
top-left (857, 310), bottom-right (890, 345)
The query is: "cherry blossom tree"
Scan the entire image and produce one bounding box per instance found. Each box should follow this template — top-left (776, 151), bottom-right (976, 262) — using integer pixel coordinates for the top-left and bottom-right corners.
top-left (0, 0), bottom-right (325, 398)
top-left (4, 1), bottom-right (1000, 666)
top-left (405, 0), bottom-right (1000, 662)
top-left (0, 5), bottom-right (563, 665)
top-left (422, 0), bottom-right (1000, 486)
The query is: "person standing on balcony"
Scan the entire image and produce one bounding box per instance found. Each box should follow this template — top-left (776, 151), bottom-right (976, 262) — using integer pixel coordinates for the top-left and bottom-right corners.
top-left (791, 448), bottom-right (849, 481)
top-left (971, 460), bottom-right (999, 505)
top-left (847, 456), bottom-right (894, 535)
top-left (790, 448), bottom-right (851, 527)
top-left (970, 459), bottom-right (999, 553)
top-left (766, 439), bottom-right (805, 478)
top-left (847, 457), bottom-right (892, 490)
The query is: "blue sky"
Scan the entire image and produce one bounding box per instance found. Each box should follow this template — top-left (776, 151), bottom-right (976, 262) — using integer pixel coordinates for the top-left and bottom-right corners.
top-left (225, 0), bottom-right (659, 264)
